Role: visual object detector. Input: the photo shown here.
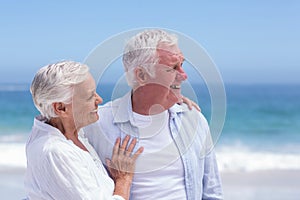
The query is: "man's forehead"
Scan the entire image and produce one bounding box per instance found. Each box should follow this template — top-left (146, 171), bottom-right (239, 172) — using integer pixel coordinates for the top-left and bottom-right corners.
top-left (157, 47), bottom-right (184, 64)
top-left (157, 43), bottom-right (181, 54)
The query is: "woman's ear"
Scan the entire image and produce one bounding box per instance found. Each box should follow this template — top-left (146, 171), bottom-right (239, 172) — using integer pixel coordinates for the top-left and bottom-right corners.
top-left (52, 102), bottom-right (68, 117)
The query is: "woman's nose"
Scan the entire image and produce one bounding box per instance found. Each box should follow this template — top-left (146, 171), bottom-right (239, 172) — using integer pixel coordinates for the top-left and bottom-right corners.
top-left (95, 93), bottom-right (103, 105)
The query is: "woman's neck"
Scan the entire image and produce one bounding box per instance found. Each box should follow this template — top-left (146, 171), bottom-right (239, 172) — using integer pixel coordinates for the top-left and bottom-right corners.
top-left (47, 117), bottom-right (88, 152)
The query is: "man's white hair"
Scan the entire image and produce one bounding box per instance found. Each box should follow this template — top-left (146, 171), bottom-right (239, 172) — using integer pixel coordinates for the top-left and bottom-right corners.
top-left (30, 61), bottom-right (89, 120)
top-left (122, 29), bottom-right (178, 87)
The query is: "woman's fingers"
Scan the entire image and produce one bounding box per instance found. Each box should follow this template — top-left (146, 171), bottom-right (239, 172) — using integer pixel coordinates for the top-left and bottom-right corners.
top-left (181, 96), bottom-right (201, 112)
top-left (191, 101), bottom-right (201, 111)
top-left (125, 138), bottom-right (137, 156)
top-left (119, 135), bottom-right (130, 154)
top-left (107, 136), bottom-right (144, 185)
top-left (131, 147), bottom-right (144, 161)
top-left (112, 137), bottom-right (121, 157)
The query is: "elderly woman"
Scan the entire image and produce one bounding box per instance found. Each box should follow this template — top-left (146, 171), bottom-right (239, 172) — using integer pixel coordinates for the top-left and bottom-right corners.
top-left (24, 61), bottom-right (143, 200)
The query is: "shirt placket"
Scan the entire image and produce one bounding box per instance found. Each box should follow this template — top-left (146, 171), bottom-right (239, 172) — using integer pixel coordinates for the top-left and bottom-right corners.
top-left (169, 112), bottom-right (194, 200)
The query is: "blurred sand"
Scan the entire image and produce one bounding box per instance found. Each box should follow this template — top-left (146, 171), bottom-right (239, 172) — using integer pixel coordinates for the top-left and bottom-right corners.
top-left (1, 168), bottom-right (300, 200)
top-left (0, 168), bottom-right (26, 200)
top-left (221, 170), bottom-right (300, 200)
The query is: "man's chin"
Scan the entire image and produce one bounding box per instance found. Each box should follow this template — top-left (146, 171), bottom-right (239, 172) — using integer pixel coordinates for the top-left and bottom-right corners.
top-left (166, 91), bottom-right (180, 105)
top-left (170, 89), bottom-right (182, 102)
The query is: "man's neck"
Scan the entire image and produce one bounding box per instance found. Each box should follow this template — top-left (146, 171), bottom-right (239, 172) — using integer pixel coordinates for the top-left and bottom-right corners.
top-left (131, 86), bottom-right (175, 115)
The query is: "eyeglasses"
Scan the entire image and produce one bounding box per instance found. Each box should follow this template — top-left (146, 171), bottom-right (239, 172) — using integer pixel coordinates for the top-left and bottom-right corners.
top-left (156, 64), bottom-right (177, 73)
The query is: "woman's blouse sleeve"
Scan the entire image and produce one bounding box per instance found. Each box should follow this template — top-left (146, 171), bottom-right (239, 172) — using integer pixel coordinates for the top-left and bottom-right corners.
top-left (37, 141), bottom-right (125, 200)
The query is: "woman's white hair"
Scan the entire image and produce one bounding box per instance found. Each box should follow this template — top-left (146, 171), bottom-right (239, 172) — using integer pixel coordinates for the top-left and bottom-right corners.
top-left (30, 61), bottom-right (89, 120)
top-left (122, 29), bottom-right (178, 87)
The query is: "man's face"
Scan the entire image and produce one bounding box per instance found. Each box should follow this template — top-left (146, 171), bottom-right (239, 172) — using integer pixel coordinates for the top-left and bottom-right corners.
top-left (154, 43), bottom-right (188, 103)
top-left (71, 73), bottom-right (103, 129)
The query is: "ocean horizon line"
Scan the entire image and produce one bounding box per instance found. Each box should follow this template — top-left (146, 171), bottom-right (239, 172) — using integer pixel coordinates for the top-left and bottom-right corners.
top-left (1, 82), bottom-right (300, 91)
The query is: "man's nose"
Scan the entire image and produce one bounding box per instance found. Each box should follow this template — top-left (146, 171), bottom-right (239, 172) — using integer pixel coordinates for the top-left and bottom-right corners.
top-left (176, 66), bottom-right (187, 81)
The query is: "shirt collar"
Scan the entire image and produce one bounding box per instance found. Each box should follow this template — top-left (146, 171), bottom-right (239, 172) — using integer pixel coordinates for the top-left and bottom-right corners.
top-left (33, 115), bottom-right (66, 139)
top-left (169, 102), bottom-right (190, 119)
top-left (112, 91), bottom-right (190, 124)
top-left (112, 91), bottom-right (134, 124)
top-left (33, 115), bottom-right (85, 139)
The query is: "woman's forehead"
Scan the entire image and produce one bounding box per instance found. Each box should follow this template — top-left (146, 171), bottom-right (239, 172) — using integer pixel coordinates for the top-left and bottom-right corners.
top-left (73, 74), bottom-right (95, 95)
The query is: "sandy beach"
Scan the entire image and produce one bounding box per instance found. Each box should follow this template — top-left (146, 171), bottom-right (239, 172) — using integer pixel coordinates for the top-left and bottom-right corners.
top-left (221, 170), bottom-right (300, 200)
top-left (0, 168), bottom-right (26, 200)
top-left (1, 168), bottom-right (300, 200)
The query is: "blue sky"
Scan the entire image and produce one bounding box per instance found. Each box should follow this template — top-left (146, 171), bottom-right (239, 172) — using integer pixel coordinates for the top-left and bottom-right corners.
top-left (1, 0), bottom-right (299, 84)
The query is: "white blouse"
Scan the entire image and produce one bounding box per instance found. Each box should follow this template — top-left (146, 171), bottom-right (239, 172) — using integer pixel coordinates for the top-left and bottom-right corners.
top-left (24, 116), bottom-right (124, 200)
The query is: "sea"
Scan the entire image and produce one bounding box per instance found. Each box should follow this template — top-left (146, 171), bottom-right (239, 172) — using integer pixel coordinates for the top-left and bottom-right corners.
top-left (0, 83), bottom-right (300, 173)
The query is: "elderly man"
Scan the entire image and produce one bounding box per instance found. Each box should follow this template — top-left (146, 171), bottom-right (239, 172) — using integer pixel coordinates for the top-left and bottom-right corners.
top-left (85, 29), bottom-right (223, 199)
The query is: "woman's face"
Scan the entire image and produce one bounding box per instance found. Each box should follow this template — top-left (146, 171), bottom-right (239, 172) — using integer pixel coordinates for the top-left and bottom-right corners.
top-left (70, 73), bottom-right (102, 129)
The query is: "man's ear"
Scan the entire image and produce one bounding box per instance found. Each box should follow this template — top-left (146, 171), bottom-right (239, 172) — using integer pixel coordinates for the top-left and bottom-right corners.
top-left (52, 102), bottom-right (68, 117)
top-left (135, 67), bottom-right (147, 84)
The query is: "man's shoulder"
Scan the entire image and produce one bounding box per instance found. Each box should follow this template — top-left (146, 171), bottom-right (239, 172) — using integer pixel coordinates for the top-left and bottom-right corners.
top-left (176, 104), bottom-right (210, 133)
top-left (98, 93), bottom-right (129, 110)
top-left (99, 98), bottom-right (118, 108)
top-left (178, 103), bottom-right (208, 122)
top-left (98, 98), bottom-right (122, 114)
